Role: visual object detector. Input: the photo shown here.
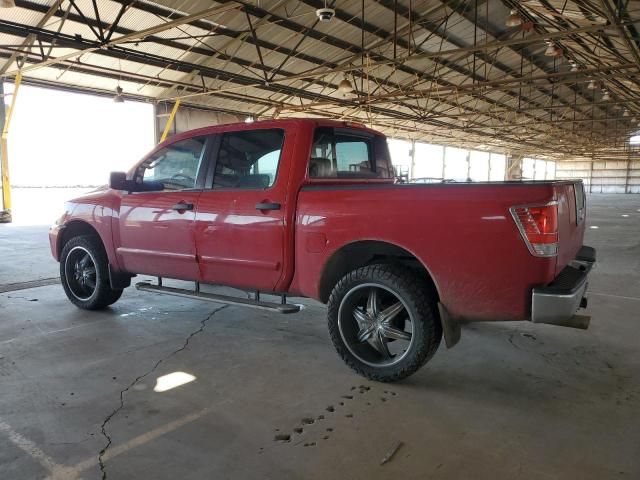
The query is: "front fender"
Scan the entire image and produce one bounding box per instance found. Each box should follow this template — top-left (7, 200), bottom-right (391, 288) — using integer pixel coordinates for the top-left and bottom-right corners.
top-left (51, 192), bottom-right (122, 269)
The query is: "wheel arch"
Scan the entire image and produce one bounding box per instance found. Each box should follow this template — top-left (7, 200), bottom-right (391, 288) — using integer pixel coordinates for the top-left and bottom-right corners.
top-left (59, 220), bottom-right (132, 290)
top-left (317, 240), bottom-right (440, 304)
top-left (58, 220), bottom-right (103, 257)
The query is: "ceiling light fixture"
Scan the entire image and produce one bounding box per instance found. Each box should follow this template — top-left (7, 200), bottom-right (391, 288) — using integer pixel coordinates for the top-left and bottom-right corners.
top-left (602, 90), bottom-right (611, 101)
top-left (623, 109), bottom-right (630, 117)
top-left (587, 79), bottom-right (597, 90)
top-left (113, 86), bottom-right (124, 103)
top-left (544, 41), bottom-right (562, 57)
top-left (316, 0), bottom-right (335, 22)
top-left (337, 76), bottom-right (354, 94)
top-left (570, 62), bottom-right (579, 72)
top-left (505, 9), bottom-right (522, 27)
top-left (544, 43), bottom-right (556, 56)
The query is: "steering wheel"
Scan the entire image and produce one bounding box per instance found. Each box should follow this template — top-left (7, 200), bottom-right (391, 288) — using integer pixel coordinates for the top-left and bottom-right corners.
top-left (169, 173), bottom-right (195, 185)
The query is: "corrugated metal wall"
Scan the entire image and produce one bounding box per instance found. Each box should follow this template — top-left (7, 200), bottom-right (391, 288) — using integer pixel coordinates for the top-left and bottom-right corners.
top-left (556, 158), bottom-right (640, 194)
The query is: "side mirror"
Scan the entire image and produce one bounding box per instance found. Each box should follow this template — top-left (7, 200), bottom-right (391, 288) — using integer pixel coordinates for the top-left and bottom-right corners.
top-left (109, 171), bottom-right (131, 191)
top-left (109, 171), bottom-right (165, 192)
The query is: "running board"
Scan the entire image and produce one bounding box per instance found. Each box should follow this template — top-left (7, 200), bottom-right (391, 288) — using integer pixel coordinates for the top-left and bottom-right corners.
top-left (135, 282), bottom-right (301, 314)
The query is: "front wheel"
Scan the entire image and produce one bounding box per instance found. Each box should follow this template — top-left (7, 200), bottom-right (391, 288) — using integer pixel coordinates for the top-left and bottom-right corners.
top-left (60, 235), bottom-right (123, 310)
top-left (327, 264), bottom-right (442, 382)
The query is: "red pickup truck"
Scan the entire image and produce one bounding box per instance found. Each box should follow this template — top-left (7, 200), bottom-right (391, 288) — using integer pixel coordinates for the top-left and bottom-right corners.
top-left (49, 119), bottom-right (595, 381)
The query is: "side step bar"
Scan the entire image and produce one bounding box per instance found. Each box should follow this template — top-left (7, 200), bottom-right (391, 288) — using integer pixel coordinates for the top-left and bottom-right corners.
top-left (136, 282), bottom-right (301, 314)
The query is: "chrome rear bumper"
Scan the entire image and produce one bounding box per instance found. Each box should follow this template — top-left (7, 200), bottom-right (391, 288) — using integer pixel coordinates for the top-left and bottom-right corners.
top-left (531, 246), bottom-right (595, 329)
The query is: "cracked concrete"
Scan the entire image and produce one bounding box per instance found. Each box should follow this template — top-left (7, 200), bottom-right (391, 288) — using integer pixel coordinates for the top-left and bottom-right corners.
top-left (97, 306), bottom-right (227, 480)
top-left (0, 194), bottom-right (639, 480)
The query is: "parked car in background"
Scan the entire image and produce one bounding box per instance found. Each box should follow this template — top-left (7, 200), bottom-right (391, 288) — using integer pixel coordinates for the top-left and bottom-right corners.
top-left (410, 177), bottom-right (459, 183)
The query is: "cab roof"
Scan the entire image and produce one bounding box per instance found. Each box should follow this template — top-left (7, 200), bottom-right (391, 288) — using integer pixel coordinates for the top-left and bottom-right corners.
top-left (158, 118), bottom-right (384, 150)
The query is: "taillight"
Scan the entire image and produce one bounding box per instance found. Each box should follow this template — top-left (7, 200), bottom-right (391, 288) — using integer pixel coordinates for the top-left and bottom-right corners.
top-left (510, 202), bottom-right (558, 257)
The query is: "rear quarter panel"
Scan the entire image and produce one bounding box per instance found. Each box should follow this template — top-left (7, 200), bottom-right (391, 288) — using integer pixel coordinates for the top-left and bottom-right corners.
top-left (291, 183), bottom-right (562, 321)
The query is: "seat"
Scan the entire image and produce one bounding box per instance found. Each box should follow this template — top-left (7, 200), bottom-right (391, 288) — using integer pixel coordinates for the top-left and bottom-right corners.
top-left (309, 157), bottom-right (335, 177)
top-left (236, 174), bottom-right (270, 189)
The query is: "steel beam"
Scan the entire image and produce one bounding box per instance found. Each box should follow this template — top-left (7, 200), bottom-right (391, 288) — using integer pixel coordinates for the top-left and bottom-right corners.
top-left (159, 100), bottom-right (181, 143)
top-left (0, 0), bottom-right (65, 75)
top-left (1, 2), bottom-right (241, 78)
top-left (0, 21), bottom-right (429, 124)
top-left (281, 63), bottom-right (637, 110)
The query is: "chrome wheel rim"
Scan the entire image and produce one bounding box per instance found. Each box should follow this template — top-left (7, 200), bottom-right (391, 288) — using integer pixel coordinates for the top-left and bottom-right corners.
top-left (64, 246), bottom-right (97, 301)
top-left (338, 283), bottom-right (415, 367)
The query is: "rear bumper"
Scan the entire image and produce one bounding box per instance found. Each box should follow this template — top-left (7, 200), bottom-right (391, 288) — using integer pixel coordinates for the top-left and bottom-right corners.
top-left (531, 245), bottom-right (595, 328)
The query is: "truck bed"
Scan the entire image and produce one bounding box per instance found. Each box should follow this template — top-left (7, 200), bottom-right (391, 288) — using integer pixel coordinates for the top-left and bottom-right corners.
top-left (291, 180), bottom-right (585, 322)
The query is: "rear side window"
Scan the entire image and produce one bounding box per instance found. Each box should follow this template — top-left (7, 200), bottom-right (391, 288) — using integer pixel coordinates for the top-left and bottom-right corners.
top-left (309, 127), bottom-right (393, 179)
top-left (213, 129), bottom-right (284, 189)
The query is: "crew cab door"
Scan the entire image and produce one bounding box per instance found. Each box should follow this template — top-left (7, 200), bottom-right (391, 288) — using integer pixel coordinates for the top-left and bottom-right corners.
top-left (116, 136), bottom-right (209, 280)
top-left (194, 128), bottom-right (289, 291)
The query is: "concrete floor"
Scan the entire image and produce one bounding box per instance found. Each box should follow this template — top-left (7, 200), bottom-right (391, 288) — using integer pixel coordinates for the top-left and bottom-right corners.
top-left (0, 194), bottom-right (638, 480)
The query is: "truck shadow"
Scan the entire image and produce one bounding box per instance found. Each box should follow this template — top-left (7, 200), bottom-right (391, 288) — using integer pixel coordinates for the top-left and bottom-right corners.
top-left (401, 322), bottom-right (636, 409)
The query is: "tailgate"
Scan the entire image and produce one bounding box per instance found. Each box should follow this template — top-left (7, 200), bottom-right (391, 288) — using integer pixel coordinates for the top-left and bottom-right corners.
top-left (554, 181), bottom-right (586, 274)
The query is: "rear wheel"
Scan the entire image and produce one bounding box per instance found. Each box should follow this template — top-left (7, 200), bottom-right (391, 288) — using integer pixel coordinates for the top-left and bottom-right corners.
top-left (327, 264), bottom-right (442, 382)
top-left (60, 235), bottom-right (123, 310)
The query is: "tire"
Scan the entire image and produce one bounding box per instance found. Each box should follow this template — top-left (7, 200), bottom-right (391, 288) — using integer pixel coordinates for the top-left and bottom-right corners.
top-left (60, 235), bottom-right (123, 310)
top-left (327, 264), bottom-right (442, 382)
top-left (104, 288), bottom-right (124, 306)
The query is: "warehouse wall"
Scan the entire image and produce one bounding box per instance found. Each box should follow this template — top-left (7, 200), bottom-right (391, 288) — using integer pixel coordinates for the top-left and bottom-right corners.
top-left (556, 158), bottom-right (640, 193)
top-left (388, 139), bottom-right (554, 182)
top-left (155, 102), bottom-right (244, 142)
top-left (555, 161), bottom-right (592, 190)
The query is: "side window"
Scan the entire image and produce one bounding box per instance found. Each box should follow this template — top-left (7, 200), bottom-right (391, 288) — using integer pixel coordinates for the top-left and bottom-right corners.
top-left (137, 137), bottom-right (205, 191)
top-left (213, 129), bottom-right (284, 189)
top-left (309, 127), bottom-right (392, 179)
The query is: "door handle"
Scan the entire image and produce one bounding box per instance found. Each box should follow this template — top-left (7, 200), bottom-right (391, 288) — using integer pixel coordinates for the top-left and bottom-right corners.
top-left (172, 202), bottom-right (194, 211)
top-left (255, 202), bottom-right (281, 211)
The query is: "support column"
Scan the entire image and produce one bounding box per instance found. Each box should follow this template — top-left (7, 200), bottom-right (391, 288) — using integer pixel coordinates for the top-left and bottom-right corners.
top-left (0, 82), bottom-right (8, 222)
top-left (409, 140), bottom-right (416, 181)
top-left (465, 150), bottom-right (471, 182)
top-left (159, 99), bottom-right (181, 143)
top-left (589, 155), bottom-right (594, 193)
top-left (153, 102), bottom-right (161, 144)
top-left (625, 151), bottom-right (631, 194)
top-left (1, 73), bottom-right (22, 223)
top-left (505, 154), bottom-right (523, 180)
top-left (442, 146), bottom-right (447, 179)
